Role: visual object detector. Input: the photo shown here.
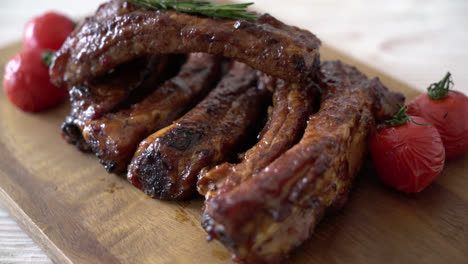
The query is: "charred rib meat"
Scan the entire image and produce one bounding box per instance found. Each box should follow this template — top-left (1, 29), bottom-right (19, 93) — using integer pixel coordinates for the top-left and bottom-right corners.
top-left (202, 61), bottom-right (405, 263)
top-left (61, 56), bottom-right (169, 151)
top-left (127, 62), bottom-right (270, 200)
top-left (50, 0), bottom-right (321, 87)
top-left (82, 53), bottom-right (222, 173)
top-left (197, 75), bottom-right (317, 199)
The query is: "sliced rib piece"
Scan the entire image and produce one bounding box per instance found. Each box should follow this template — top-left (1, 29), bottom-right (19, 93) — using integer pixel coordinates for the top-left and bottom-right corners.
top-left (82, 53), bottom-right (222, 173)
top-left (127, 62), bottom-right (270, 200)
top-left (197, 75), bottom-right (317, 199)
top-left (202, 61), bottom-right (405, 263)
top-left (50, 0), bottom-right (321, 87)
top-left (61, 55), bottom-right (172, 151)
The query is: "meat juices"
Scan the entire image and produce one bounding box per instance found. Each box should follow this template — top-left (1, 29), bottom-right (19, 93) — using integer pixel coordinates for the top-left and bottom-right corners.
top-left (50, 0), bottom-right (321, 87)
top-left (82, 53), bottom-right (222, 173)
top-left (202, 61), bottom-right (405, 263)
top-left (127, 62), bottom-right (270, 200)
top-left (197, 75), bottom-right (318, 199)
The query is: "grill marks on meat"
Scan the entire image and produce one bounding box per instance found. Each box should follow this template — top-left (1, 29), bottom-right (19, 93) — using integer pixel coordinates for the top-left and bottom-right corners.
top-left (202, 61), bottom-right (405, 263)
top-left (82, 53), bottom-right (222, 173)
top-left (50, 0), bottom-right (321, 87)
top-left (197, 75), bottom-right (317, 199)
top-left (61, 56), bottom-right (169, 151)
top-left (127, 62), bottom-right (270, 200)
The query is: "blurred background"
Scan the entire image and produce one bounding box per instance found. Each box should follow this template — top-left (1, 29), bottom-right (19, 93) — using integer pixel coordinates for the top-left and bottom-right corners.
top-left (0, 0), bottom-right (467, 262)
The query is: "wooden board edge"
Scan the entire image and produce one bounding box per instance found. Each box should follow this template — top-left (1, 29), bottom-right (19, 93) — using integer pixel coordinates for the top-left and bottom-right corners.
top-left (0, 183), bottom-right (71, 264)
top-left (0, 41), bottom-right (65, 264)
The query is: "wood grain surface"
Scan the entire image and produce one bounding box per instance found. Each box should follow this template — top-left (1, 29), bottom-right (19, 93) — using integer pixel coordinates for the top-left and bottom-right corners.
top-left (0, 41), bottom-right (467, 264)
top-left (1, 0), bottom-right (468, 261)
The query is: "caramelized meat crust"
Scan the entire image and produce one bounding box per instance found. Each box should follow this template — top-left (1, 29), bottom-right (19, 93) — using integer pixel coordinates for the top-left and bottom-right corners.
top-left (202, 61), bottom-right (405, 263)
top-left (82, 53), bottom-right (222, 173)
top-left (50, 0), bottom-right (321, 87)
top-left (127, 62), bottom-right (270, 200)
top-left (197, 75), bottom-right (317, 199)
top-left (61, 56), bottom-right (169, 151)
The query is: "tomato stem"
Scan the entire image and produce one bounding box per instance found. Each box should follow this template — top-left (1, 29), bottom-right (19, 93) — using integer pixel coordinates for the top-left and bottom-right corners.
top-left (427, 72), bottom-right (453, 100)
top-left (383, 105), bottom-right (409, 127)
top-left (383, 105), bottom-right (430, 128)
top-left (42, 50), bottom-right (55, 67)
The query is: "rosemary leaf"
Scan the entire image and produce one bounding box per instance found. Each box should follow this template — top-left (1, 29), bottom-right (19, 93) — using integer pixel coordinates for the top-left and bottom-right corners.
top-left (127, 0), bottom-right (257, 20)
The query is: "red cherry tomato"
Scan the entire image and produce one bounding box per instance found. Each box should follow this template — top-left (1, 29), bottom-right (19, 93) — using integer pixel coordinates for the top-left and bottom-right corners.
top-left (23, 11), bottom-right (74, 51)
top-left (408, 91), bottom-right (468, 159)
top-left (370, 116), bottom-right (445, 193)
top-left (3, 49), bottom-right (67, 112)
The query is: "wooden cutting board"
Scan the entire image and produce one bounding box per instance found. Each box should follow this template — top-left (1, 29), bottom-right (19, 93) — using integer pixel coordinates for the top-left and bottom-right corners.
top-left (0, 40), bottom-right (467, 264)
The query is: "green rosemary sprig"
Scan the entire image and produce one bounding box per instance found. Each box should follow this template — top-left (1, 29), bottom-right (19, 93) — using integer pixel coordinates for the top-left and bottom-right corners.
top-left (127, 0), bottom-right (257, 20)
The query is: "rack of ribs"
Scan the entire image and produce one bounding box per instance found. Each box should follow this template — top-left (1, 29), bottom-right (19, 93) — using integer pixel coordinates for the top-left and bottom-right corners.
top-left (201, 61), bottom-right (405, 263)
top-left (127, 62), bottom-right (270, 200)
top-left (82, 53), bottom-right (222, 173)
top-left (197, 74), bottom-right (318, 199)
top-left (48, 1), bottom-right (409, 262)
top-left (49, 0), bottom-right (321, 87)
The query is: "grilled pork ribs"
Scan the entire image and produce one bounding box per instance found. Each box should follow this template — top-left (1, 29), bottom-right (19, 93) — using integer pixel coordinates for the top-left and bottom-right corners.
top-left (127, 62), bottom-right (270, 200)
top-left (202, 61), bottom-right (404, 263)
top-left (50, 1), bottom-right (321, 87)
top-left (82, 53), bottom-right (222, 173)
top-left (50, 1), bottom-right (405, 263)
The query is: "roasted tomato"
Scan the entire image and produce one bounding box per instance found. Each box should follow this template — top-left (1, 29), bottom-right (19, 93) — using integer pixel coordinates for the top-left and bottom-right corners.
top-left (3, 49), bottom-right (67, 112)
top-left (370, 107), bottom-right (445, 193)
top-left (23, 11), bottom-right (74, 51)
top-left (407, 72), bottom-right (468, 159)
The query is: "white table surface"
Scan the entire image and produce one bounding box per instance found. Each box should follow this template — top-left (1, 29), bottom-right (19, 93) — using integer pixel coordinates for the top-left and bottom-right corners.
top-left (1, 0), bottom-right (467, 263)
